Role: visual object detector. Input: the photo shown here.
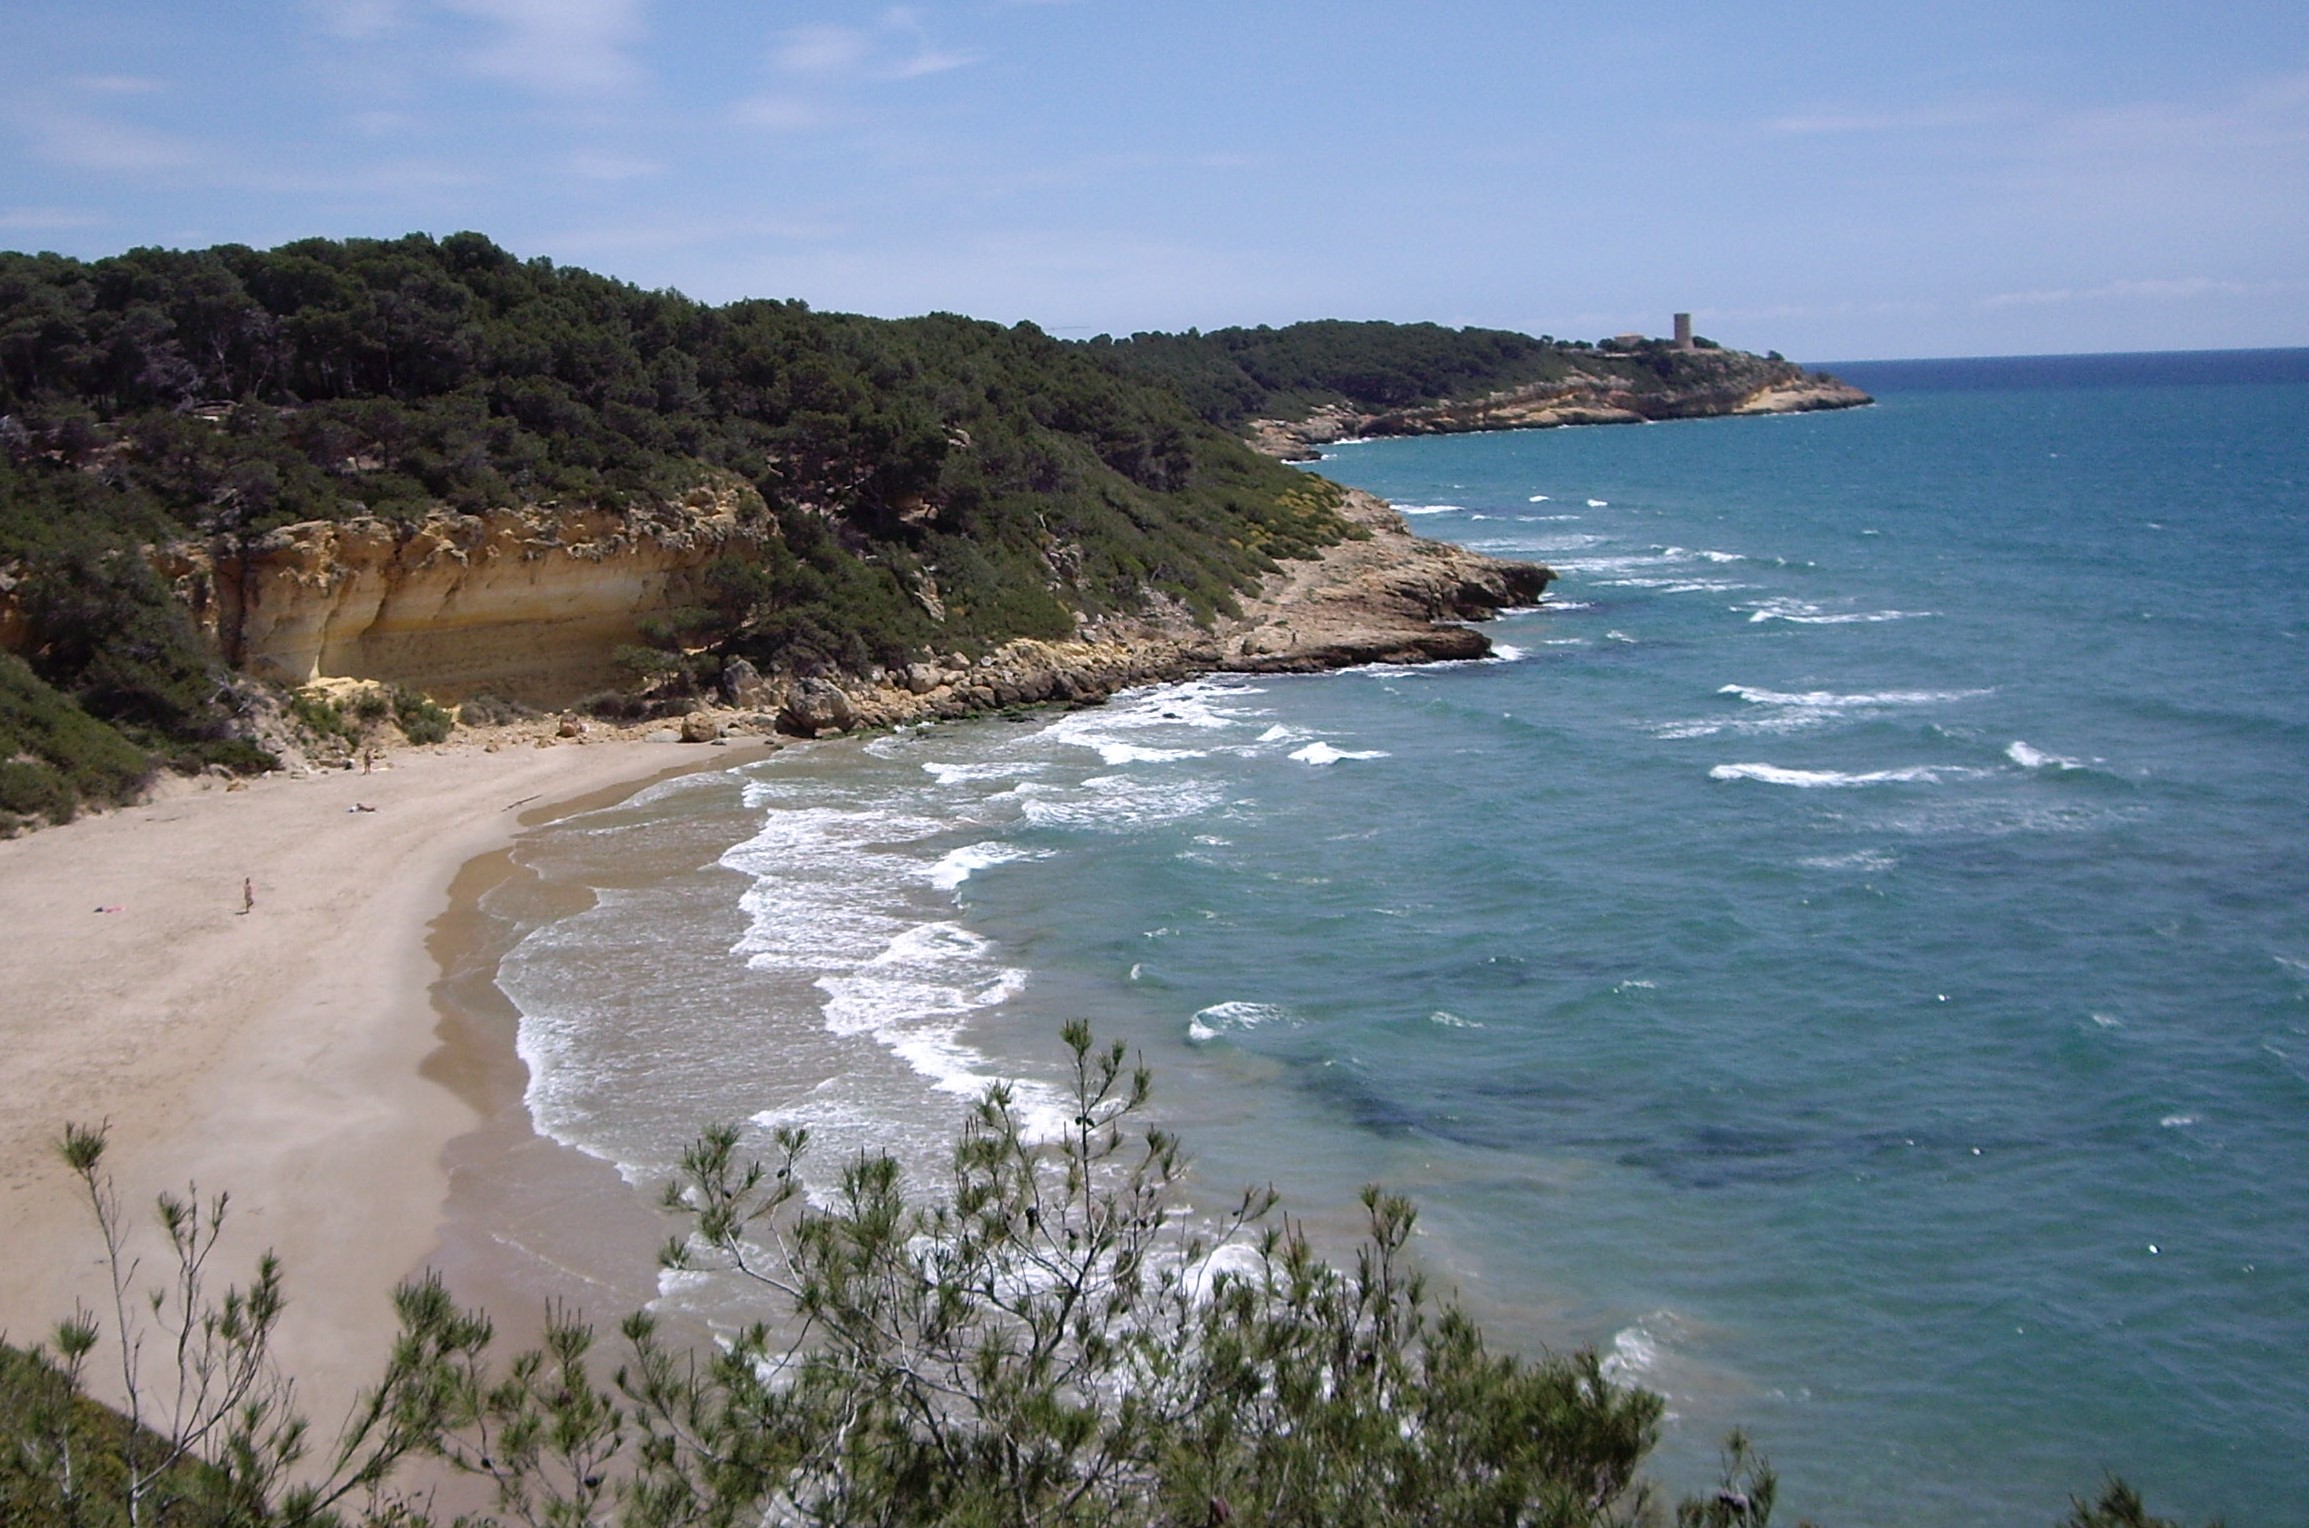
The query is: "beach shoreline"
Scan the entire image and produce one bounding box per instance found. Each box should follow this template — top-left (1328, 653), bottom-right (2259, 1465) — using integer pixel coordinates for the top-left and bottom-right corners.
top-left (0, 733), bottom-right (742, 1424)
top-left (0, 489), bottom-right (1549, 1424)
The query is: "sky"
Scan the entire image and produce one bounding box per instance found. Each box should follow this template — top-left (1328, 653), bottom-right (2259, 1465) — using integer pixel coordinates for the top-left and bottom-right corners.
top-left (3, 2), bottom-right (2306, 360)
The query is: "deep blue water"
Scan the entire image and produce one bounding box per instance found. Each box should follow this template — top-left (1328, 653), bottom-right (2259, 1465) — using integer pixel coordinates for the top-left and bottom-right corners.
top-left (499, 367), bottom-right (2309, 1526)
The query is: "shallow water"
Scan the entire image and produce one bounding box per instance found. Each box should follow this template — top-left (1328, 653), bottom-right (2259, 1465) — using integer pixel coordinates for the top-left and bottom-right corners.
top-left (493, 367), bottom-right (2309, 1526)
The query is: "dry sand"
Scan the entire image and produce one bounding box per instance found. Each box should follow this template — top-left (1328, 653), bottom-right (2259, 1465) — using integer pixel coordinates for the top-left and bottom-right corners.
top-left (0, 733), bottom-right (733, 1424)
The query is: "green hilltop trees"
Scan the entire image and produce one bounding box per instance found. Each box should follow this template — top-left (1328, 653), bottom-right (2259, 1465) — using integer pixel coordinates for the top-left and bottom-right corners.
top-left (0, 233), bottom-right (1353, 826)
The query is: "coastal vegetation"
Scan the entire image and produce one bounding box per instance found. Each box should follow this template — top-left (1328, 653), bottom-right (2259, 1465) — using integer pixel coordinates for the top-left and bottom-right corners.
top-left (0, 233), bottom-right (1845, 830)
top-left (0, 1029), bottom-right (2205, 1528)
top-left (1088, 320), bottom-right (1801, 430)
top-left (0, 233), bottom-right (1353, 822)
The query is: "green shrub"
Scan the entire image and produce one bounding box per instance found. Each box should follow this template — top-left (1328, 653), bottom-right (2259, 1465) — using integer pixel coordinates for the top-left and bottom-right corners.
top-left (0, 759), bottom-right (78, 828)
top-left (288, 690), bottom-right (353, 739)
top-left (168, 736), bottom-right (278, 775)
top-left (0, 651), bottom-right (153, 824)
top-left (456, 692), bottom-right (534, 726)
top-left (6, 1031), bottom-right (2202, 1527)
top-left (391, 687), bottom-right (453, 744)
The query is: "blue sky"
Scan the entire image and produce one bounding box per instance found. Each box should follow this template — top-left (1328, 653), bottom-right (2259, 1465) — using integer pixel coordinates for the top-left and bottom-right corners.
top-left (3, 2), bottom-right (2305, 359)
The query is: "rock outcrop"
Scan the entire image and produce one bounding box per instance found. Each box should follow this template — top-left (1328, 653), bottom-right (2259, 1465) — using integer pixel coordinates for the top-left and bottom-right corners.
top-left (683, 489), bottom-right (1551, 736)
top-left (155, 487), bottom-right (764, 705)
top-left (1247, 369), bottom-right (1870, 460)
top-left (1211, 489), bottom-right (1548, 670)
top-left (5, 475), bottom-right (1546, 741)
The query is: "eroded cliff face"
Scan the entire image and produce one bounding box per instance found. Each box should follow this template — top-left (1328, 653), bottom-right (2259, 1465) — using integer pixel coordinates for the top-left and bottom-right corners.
top-left (160, 486), bottom-right (765, 705)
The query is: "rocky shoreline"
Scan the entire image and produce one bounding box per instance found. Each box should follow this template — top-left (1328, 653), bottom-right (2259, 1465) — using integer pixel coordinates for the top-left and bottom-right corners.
top-left (635, 488), bottom-right (1550, 743)
top-left (1247, 373), bottom-right (1871, 461)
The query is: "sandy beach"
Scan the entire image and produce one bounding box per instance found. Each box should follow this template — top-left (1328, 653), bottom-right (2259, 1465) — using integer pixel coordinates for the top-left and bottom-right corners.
top-left (0, 733), bottom-right (735, 1424)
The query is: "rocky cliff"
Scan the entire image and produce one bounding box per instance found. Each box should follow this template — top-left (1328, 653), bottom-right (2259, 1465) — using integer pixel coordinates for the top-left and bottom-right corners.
top-left (0, 480), bottom-right (1542, 734)
top-left (1247, 370), bottom-right (1871, 460)
top-left (732, 489), bottom-right (1550, 738)
top-left (154, 486), bottom-right (765, 705)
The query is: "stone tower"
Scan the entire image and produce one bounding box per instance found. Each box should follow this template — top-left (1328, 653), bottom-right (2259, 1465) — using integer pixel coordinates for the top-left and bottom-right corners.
top-left (1673, 313), bottom-right (1694, 350)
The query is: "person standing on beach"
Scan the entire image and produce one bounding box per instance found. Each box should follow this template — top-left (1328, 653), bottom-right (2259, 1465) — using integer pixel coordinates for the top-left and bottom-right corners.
top-left (242, 876), bottom-right (254, 915)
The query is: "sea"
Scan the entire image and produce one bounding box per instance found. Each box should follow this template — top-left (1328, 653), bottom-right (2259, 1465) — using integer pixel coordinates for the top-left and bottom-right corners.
top-left (485, 350), bottom-right (2309, 1527)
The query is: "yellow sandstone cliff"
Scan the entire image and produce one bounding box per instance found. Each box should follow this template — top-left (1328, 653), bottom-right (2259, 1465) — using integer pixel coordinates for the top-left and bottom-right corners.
top-left (156, 485), bottom-right (764, 705)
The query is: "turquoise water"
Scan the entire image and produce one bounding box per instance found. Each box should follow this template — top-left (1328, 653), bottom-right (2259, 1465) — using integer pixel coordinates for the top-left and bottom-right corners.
top-left (497, 367), bottom-right (2309, 1525)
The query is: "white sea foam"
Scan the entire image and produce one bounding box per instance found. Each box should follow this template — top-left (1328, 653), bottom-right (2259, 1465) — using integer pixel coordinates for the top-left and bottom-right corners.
top-left (1601, 1322), bottom-right (1662, 1383)
top-left (2006, 740), bottom-right (2088, 771)
top-left (1597, 576), bottom-right (1751, 594)
top-left (1041, 677), bottom-right (1252, 742)
top-left (1397, 503), bottom-right (1464, 515)
top-left (1527, 494), bottom-right (1550, 502)
top-left (1587, 498), bottom-right (1609, 507)
top-left (923, 759), bottom-right (1048, 785)
top-left (712, 793), bottom-right (1071, 1147)
top-left (1093, 741), bottom-right (1206, 765)
top-left (1187, 1000), bottom-right (1296, 1044)
top-left (1288, 741), bottom-right (1390, 765)
top-left (1709, 762), bottom-right (1986, 788)
top-left (1488, 644), bottom-right (1527, 663)
top-left (927, 840), bottom-right (1047, 891)
top-left (1723, 684), bottom-right (1989, 709)
top-left (2160, 1114), bottom-right (2197, 1128)
top-left (1800, 849), bottom-right (1901, 872)
top-left (1745, 597), bottom-right (1933, 624)
top-left (1428, 1010), bottom-right (1483, 1028)
top-left (1653, 692), bottom-right (1976, 743)
top-left (1019, 774), bottom-right (1228, 830)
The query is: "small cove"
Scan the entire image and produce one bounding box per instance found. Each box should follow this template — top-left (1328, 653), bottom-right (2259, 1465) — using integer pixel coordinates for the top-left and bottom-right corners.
top-left (482, 370), bottom-right (2309, 1526)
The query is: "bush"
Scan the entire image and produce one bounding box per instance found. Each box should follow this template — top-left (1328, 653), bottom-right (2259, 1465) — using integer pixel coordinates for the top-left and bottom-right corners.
top-left (167, 736), bottom-right (278, 775)
top-left (456, 693), bottom-right (535, 727)
top-left (288, 690), bottom-right (353, 740)
top-left (9, 1029), bottom-right (2209, 1526)
top-left (0, 650), bottom-right (153, 824)
top-left (390, 687), bottom-right (453, 745)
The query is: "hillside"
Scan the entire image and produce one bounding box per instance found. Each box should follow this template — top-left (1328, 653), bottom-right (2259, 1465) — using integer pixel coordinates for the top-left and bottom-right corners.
top-left (1088, 320), bottom-right (1869, 457)
top-left (0, 234), bottom-right (1381, 827)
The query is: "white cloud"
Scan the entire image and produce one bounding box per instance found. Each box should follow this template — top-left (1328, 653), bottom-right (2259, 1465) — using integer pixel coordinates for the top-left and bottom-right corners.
top-left (775, 25), bottom-right (874, 78)
top-left (24, 112), bottom-right (201, 173)
top-left (762, 10), bottom-right (976, 90)
top-left (441, 0), bottom-right (648, 95)
top-left (888, 48), bottom-right (974, 80)
top-left (878, 8), bottom-right (977, 80)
